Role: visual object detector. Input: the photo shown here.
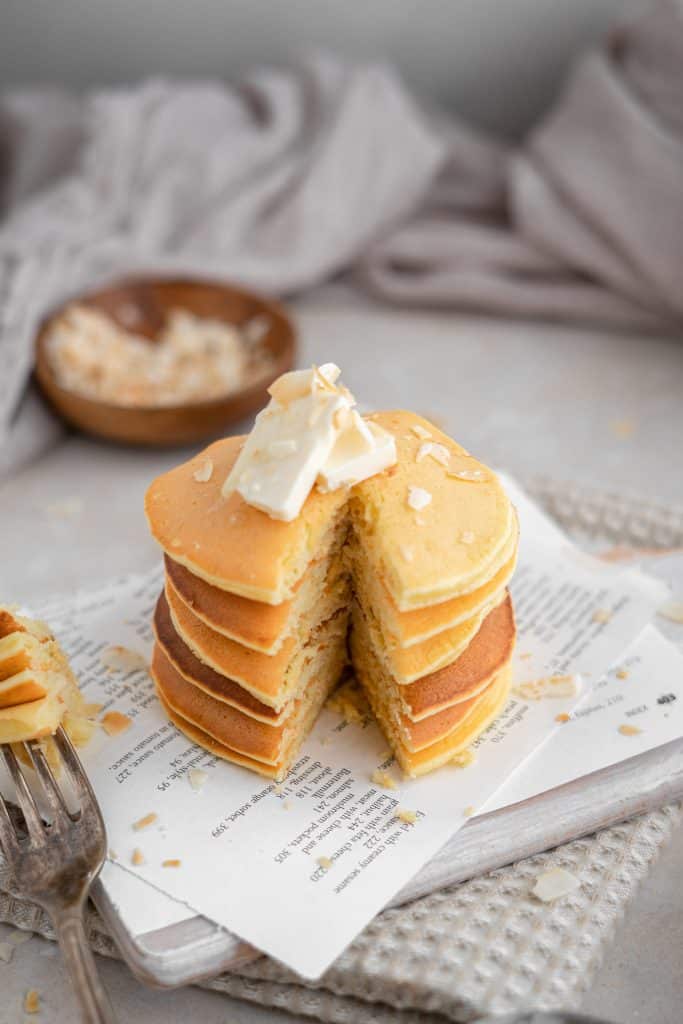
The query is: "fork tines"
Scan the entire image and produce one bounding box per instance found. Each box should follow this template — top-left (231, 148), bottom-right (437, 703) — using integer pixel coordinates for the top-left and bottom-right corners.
top-left (0, 728), bottom-right (93, 850)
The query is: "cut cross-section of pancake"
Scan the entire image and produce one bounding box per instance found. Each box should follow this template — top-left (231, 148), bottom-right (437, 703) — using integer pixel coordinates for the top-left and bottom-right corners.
top-left (351, 594), bottom-right (516, 775)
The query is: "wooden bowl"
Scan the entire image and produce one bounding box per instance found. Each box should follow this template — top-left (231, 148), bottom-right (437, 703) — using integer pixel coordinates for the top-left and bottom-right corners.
top-left (34, 277), bottom-right (297, 446)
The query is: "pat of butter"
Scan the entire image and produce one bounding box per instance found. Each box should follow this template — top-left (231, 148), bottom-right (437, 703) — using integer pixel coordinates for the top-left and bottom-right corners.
top-left (222, 363), bottom-right (396, 520)
top-left (319, 418), bottom-right (396, 492)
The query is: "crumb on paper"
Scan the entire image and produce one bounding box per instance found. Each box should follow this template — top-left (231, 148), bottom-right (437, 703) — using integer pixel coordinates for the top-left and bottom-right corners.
top-left (407, 486), bottom-right (432, 511)
top-left (451, 749), bottom-right (476, 768)
top-left (131, 848), bottom-right (145, 866)
top-left (0, 942), bottom-right (13, 963)
top-left (101, 710), bottom-right (133, 736)
top-left (532, 867), bottom-right (580, 903)
top-left (108, 848), bottom-right (118, 861)
top-left (317, 856), bottom-right (333, 870)
top-left (610, 418), bottom-right (636, 440)
top-left (513, 675), bottom-right (580, 701)
top-left (84, 702), bottom-right (104, 717)
top-left (162, 859), bottom-right (182, 868)
top-left (45, 496), bottom-right (84, 522)
top-left (618, 724), bottom-right (642, 736)
top-left (463, 805), bottom-right (475, 817)
top-left (592, 608), bottom-right (612, 624)
top-left (193, 458), bottom-right (214, 483)
top-left (519, 652), bottom-right (532, 661)
top-left (188, 768), bottom-right (208, 792)
top-left (132, 812), bottom-right (158, 831)
top-left (283, 800), bottom-right (293, 810)
top-left (24, 989), bottom-right (40, 1014)
top-left (396, 809), bottom-right (417, 824)
top-left (616, 668), bottom-right (629, 680)
top-left (410, 424), bottom-right (432, 440)
top-left (658, 600), bottom-right (683, 625)
top-left (555, 713), bottom-right (571, 724)
top-left (320, 735), bottom-right (331, 746)
top-left (326, 679), bottom-right (370, 724)
top-left (101, 645), bottom-right (148, 674)
top-left (371, 769), bottom-right (397, 790)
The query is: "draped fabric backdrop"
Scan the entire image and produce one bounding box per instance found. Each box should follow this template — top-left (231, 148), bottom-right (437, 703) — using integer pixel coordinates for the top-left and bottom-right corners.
top-left (0, 0), bottom-right (681, 475)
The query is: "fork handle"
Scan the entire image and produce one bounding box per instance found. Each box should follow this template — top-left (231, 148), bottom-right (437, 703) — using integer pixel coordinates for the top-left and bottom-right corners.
top-left (53, 906), bottom-right (118, 1024)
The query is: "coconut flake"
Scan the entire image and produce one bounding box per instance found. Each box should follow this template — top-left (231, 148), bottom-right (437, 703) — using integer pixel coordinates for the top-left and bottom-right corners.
top-left (407, 486), bottom-right (432, 511)
top-left (532, 867), bottom-right (580, 902)
top-left (188, 768), bottom-right (208, 791)
top-left (193, 458), bottom-right (214, 483)
top-left (448, 467), bottom-right (485, 482)
top-left (410, 424), bottom-right (432, 440)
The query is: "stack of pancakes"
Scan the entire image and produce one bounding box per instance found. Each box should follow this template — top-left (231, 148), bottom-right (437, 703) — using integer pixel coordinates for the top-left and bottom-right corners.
top-left (0, 607), bottom-right (90, 745)
top-left (145, 411), bottom-right (517, 779)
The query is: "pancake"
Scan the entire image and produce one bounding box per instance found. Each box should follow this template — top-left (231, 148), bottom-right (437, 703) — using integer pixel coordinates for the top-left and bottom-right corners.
top-left (391, 668), bottom-right (512, 777)
top-left (157, 691), bottom-right (286, 780)
top-left (153, 590), bottom-right (282, 723)
top-left (348, 513), bottom-right (518, 649)
top-left (145, 437), bottom-right (349, 604)
top-left (354, 588), bottom-right (506, 684)
top-left (154, 642), bottom-right (344, 780)
top-left (165, 573), bottom-right (350, 709)
top-left (351, 592), bottom-right (515, 728)
top-left (399, 594), bottom-right (516, 719)
top-left (354, 412), bottom-right (515, 611)
top-left (153, 644), bottom-right (289, 763)
top-left (165, 552), bottom-right (347, 655)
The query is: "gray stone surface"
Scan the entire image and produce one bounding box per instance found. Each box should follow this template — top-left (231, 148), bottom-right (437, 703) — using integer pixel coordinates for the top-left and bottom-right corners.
top-left (1, 290), bottom-right (682, 1023)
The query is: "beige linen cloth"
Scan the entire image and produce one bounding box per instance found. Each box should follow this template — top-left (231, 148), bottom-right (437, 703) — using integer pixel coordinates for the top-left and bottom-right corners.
top-left (0, 0), bottom-right (681, 473)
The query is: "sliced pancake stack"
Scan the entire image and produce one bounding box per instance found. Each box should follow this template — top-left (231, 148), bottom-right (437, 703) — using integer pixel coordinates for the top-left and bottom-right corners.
top-left (145, 410), bottom-right (518, 780)
top-left (0, 607), bottom-right (90, 745)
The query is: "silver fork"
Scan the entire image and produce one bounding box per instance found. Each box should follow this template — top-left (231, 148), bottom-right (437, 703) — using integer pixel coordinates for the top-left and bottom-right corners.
top-left (0, 727), bottom-right (117, 1023)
